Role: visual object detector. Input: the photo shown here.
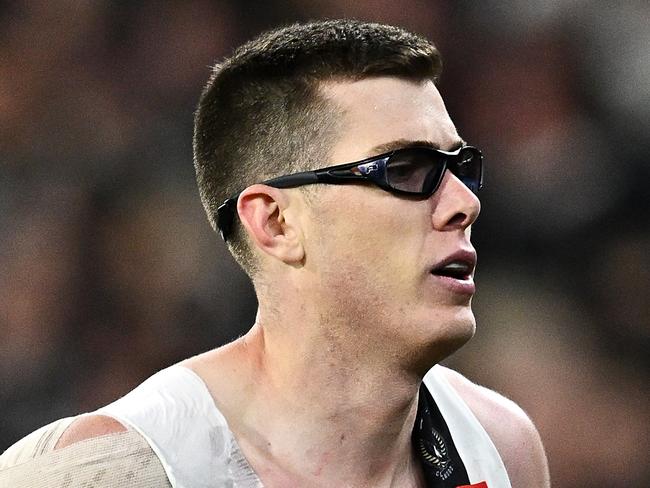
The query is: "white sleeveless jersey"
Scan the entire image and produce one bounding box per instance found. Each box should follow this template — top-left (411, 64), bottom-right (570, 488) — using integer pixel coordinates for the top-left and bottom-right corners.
top-left (96, 365), bottom-right (511, 488)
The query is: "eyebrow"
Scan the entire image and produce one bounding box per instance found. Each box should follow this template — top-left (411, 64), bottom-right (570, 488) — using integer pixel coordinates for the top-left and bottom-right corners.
top-left (368, 138), bottom-right (466, 156)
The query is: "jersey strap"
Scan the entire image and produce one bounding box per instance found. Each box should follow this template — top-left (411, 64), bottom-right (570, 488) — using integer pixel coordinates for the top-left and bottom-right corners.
top-left (413, 382), bottom-right (472, 486)
top-left (418, 366), bottom-right (511, 488)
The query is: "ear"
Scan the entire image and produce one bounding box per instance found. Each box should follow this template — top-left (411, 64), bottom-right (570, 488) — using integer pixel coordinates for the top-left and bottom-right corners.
top-left (237, 184), bottom-right (305, 265)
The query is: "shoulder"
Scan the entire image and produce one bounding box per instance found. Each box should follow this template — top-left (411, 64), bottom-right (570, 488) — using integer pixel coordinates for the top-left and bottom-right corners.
top-left (56, 365), bottom-right (213, 449)
top-left (54, 415), bottom-right (127, 449)
top-left (55, 366), bottom-right (188, 450)
top-left (438, 366), bottom-right (550, 487)
top-left (0, 424), bottom-right (171, 487)
top-left (0, 415), bottom-right (124, 467)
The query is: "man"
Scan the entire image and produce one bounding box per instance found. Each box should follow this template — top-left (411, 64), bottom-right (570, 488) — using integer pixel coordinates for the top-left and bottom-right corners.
top-left (1, 20), bottom-right (549, 487)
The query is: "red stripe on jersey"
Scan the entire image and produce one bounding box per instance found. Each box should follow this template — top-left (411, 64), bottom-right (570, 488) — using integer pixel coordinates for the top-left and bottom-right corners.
top-left (456, 483), bottom-right (488, 488)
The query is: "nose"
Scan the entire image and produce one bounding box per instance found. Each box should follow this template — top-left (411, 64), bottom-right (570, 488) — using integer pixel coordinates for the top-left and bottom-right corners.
top-left (430, 170), bottom-right (481, 231)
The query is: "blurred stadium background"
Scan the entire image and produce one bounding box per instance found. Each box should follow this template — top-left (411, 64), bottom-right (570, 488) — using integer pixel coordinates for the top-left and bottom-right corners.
top-left (1, 1), bottom-right (648, 486)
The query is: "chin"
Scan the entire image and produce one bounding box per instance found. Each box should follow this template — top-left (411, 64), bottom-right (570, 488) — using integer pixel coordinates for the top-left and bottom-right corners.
top-left (411, 310), bottom-right (476, 371)
top-left (446, 306), bottom-right (476, 344)
top-left (443, 319), bottom-right (476, 354)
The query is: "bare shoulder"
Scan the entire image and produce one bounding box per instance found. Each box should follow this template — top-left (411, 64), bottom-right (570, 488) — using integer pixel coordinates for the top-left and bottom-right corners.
top-left (54, 415), bottom-right (127, 450)
top-left (438, 366), bottom-right (551, 487)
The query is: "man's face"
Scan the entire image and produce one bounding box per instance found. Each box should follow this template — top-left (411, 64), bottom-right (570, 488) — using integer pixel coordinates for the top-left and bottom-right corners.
top-left (300, 77), bottom-right (481, 364)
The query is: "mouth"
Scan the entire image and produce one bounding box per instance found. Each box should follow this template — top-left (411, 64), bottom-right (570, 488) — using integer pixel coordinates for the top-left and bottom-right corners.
top-left (429, 250), bottom-right (477, 294)
top-left (431, 250), bottom-right (476, 278)
top-left (431, 261), bottom-right (473, 280)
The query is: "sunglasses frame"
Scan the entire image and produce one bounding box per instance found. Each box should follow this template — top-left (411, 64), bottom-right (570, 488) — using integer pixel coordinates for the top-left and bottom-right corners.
top-left (216, 145), bottom-right (483, 241)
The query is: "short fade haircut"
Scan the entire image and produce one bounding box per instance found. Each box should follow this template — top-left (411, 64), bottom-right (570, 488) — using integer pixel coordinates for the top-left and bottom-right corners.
top-left (193, 19), bottom-right (442, 275)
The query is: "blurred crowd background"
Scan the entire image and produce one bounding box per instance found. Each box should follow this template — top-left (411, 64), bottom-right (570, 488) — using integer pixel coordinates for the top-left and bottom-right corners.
top-left (1, 1), bottom-right (648, 486)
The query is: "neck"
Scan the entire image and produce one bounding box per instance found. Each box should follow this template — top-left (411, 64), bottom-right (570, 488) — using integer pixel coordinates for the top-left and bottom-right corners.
top-left (219, 309), bottom-right (428, 487)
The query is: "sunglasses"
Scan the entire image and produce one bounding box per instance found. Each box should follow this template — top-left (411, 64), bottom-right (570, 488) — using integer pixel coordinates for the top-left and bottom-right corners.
top-left (216, 144), bottom-right (483, 241)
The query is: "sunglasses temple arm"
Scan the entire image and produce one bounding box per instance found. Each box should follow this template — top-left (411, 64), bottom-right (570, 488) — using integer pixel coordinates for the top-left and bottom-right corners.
top-left (216, 167), bottom-right (370, 241)
top-left (263, 172), bottom-right (320, 188)
top-left (216, 198), bottom-right (238, 241)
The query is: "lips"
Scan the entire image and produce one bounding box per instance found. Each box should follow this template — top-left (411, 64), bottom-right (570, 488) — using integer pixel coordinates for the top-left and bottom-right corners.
top-left (430, 250), bottom-right (477, 280)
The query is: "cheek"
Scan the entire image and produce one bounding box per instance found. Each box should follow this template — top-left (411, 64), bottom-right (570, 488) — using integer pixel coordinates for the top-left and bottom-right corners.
top-left (304, 193), bottom-right (425, 294)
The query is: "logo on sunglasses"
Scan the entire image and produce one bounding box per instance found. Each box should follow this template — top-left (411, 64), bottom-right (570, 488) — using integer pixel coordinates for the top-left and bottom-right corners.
top-left (358, 162), bottom-right (379, 174)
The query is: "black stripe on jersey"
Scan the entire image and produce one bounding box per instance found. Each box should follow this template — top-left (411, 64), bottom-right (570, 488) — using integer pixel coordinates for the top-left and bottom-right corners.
top-left (412, 382), bottom-right (471, 487)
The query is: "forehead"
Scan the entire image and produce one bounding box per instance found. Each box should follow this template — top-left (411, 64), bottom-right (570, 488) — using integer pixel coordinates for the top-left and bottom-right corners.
top-left (320, 77), bottom-right (461, 163)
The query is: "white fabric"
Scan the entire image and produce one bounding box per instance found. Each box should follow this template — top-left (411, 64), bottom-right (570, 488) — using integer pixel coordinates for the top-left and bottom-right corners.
top-left (96, 365), bottom-right (262, 488)
top-left (423, 366), bottom-right (512, 487)
top-left (97, 364), bottom-right (510, 488)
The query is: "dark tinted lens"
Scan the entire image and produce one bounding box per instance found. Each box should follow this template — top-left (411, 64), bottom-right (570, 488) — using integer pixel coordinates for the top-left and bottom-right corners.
top-left (386, 148), bottom-right (446, 194)
top-left (450, 147), bottom-right (482, 194)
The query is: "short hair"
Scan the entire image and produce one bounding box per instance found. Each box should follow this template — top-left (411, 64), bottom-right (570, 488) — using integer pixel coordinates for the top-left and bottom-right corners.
top-left (193, 19), bottom-right (442, 275)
